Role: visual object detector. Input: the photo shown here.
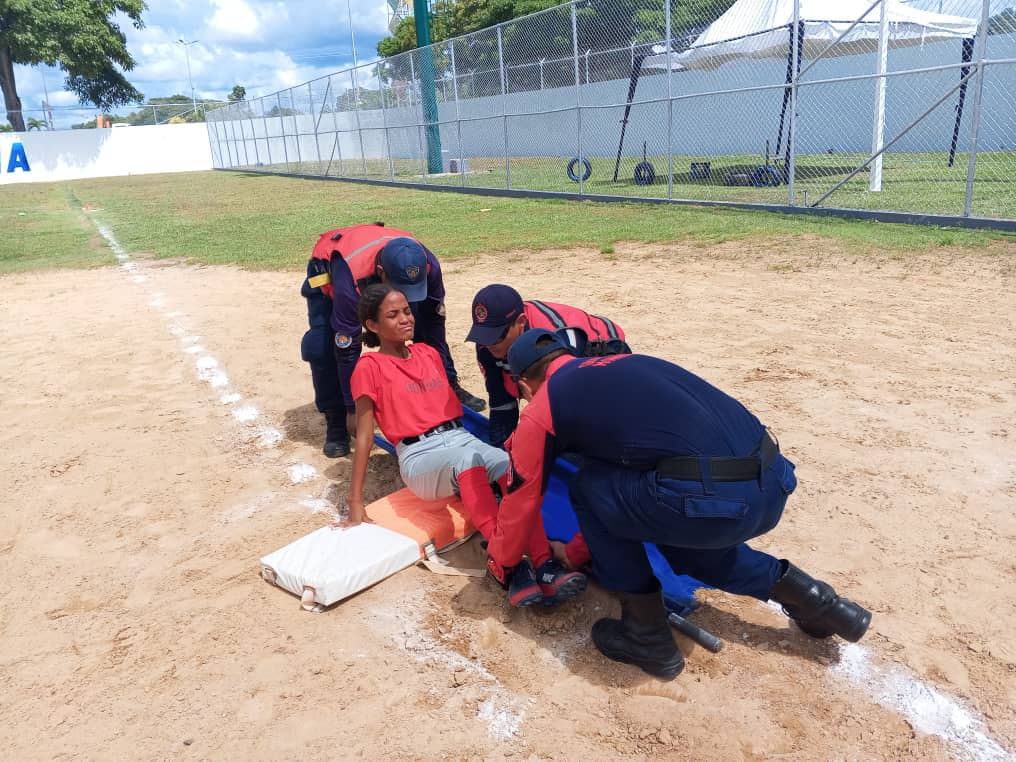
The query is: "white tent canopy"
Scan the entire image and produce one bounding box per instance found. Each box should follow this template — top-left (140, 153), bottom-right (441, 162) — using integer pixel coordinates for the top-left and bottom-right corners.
top-left (635, 0), bottom-right (979, 191)
top-left (644, 0), bottom-right (978, 71)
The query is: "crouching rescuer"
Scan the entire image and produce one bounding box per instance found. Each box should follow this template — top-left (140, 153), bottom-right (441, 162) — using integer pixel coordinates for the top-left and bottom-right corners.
top-left (483, 329), bottom-right (871, 679)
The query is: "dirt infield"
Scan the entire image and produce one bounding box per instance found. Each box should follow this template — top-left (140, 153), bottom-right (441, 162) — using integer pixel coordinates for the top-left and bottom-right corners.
top-left (1, 230), bottom-right (1013, 760)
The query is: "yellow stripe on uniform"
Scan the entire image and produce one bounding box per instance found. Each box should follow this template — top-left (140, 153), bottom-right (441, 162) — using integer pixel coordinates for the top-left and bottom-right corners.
top-left (308, 273), bottom-right (331, 289)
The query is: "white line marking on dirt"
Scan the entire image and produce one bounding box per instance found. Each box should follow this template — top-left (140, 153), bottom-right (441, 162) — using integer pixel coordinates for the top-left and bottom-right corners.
top-left (832, 643), bottom-right (1009, 762)
top-left (287, 464), bottom-right (318, 484)
top-left (92, 219), bottom-right (285, 453)
top-left (370, 594), bottom-right (531, 741)
top-left (477, 698), bottom-right (524, 741)
top-left (232, 405), bottom-right (259, 423)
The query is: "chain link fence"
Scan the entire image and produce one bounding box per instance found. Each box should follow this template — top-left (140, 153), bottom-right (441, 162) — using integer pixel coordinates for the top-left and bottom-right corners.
top-left (207, 0), bottom-right (1016, 223)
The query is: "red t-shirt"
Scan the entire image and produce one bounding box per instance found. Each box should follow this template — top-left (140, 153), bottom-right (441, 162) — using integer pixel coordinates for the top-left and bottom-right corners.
top-left (350, 343), bottom-right (463, 445)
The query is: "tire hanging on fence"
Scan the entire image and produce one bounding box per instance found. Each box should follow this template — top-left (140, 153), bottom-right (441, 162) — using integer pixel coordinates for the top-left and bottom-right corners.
top-left (567, 157), bottom-right (592, 183)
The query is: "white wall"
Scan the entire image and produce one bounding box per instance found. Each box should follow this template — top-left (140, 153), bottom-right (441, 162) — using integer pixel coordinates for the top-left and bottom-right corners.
top-left (0, 123), bottom-right (213, 185)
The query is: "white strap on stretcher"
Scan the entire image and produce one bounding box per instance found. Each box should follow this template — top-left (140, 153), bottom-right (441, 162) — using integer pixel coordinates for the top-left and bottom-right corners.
top-left (419, 540), bottom-right (486, 577)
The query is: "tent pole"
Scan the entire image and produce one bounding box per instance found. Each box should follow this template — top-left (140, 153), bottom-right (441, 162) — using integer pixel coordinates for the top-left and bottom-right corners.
top-left (786, 16), bottom-right (802, 197)
top-left (614, 54), bottom-right (645, 182)
top-left (788, 1), bottom-right (796, 204)
top-left (774, 23), bottom-right (794, 158)
top-left (869, 0), bottom-right (889, 192)
top-left (963, 0), bottom-right (991, 216)
top-left (949, 37), bottom-right (974, 167)
top-left (572, 2), bottom-right (584, 194)
top-left (666, 0), bottom-right (673, 200)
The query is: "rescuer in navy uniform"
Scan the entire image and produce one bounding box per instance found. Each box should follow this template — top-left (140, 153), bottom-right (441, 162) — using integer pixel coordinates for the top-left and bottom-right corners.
top-left (301, 223), bottom-right (485, 457)
top-left (482, 329), bottom-right (871, 679)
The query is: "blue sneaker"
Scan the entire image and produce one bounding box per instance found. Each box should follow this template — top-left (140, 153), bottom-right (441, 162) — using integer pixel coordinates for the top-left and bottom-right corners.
top-left (535, 559), bottom-right (587, 606)
top-left (508, 560), bottom-right (544, 607)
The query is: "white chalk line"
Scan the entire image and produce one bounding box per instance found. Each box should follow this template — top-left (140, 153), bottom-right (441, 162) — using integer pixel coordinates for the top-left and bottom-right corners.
top-left (831, 642), bottom-right (1011, 762)
top-left (91, 219), bottom-right (332, 520)
top-left (370, 593), bottom-right (529, 741)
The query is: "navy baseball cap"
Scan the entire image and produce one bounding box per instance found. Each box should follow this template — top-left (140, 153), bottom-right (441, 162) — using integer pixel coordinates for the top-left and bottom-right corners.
top-left (466, 284), bottom-right (525, 345)
top-left (507, 328), bottom-right (573, 379)
top-left (378, 238), bottom-right (428, 303)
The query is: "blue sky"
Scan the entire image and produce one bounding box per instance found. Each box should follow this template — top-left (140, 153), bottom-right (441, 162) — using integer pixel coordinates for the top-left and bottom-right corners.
top-left (14, 0), bottom-right (394, 126)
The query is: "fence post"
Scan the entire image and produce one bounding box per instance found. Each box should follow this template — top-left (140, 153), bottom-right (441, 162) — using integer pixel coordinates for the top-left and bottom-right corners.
top-left (450, 42), bottom-right (465, 187)
top-left (378, 63), bottom-right (396, 182)
top-left (262, 98), bottom-right (274, 168)
top-left (869, 0), bottom-right (888, 192)
top-left (328, 76), bottom-right (346, 177)
top-left (289, 89), bottom-right (304, 168)
top-left (308, 82), bottom-right (322, 170)
top-left (498, 24), bottom-right (511, 189)
top-left (540, 58), bottom-right (546, 90)
top-left (585, 49), bottom-right (591, 84)
top-left (277, 92), bottom-right (290, 172)
top-left (963, 0), bottom-right (991, 217)
top-left (350, 69), bottom-right (368, 177)
top-left (666, 0), bottom-right (674, 200)
top-left (572, 2), bottom-right (584, 196)
top-left (787, 0), bottom-right (800, 205)
top-left (248, 101), bottom-right (261, 167)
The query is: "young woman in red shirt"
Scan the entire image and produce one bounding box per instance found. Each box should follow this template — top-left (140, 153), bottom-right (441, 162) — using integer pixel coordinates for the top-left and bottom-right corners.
top-left (341, 283), bottom-right (586, 607)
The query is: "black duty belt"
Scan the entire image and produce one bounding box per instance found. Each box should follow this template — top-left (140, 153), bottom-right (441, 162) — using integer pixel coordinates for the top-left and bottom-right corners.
top-left (656, 430), bottom-right (779, 483)
top-left (401, 418), bottom-right (463, 446)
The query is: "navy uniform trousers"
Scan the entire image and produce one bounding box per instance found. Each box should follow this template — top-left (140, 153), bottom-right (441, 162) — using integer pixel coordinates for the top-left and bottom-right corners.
top-left (569, 453), bottom-right (799, 599)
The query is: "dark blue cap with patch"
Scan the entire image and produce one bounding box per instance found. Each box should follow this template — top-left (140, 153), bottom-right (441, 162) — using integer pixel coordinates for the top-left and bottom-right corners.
top-left (507, 328), bottom-right (574, 379)
top-left (378, 237), bottom-right (428, 303)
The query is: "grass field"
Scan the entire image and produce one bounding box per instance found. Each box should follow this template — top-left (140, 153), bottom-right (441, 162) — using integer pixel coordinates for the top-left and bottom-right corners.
top-left (3, 169), bottom-right (1014, 275)
top-left (230, 149), bottom-right (1016, 221)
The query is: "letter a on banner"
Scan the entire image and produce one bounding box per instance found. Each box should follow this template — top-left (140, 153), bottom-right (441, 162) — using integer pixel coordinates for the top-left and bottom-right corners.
top-left (7, 143), bottom-right (30, 173)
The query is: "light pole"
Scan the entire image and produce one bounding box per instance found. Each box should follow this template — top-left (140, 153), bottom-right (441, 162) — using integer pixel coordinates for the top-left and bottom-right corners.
top-left (177, 39), bottom-right (199, 116)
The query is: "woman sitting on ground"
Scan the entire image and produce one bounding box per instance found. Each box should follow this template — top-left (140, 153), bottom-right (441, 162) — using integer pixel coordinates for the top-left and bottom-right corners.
top-left (341, 282), bottom-right (586, 607)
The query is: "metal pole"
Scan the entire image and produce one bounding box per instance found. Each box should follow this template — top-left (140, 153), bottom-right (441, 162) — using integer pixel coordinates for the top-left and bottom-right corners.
top-left (811, 68), bottom-right (978, 207)
top-left (963, 0), bottom-right (991, 217)
top-left (308, 82), bottom-right (322, 171)
top-left (572, 2), bottom-right (583, 196)
top-left (585, 49), bottom-right (590, 84)
top-left (540, 58), bottom-right (546, 90)
top-left (350, 68), bottom-right (368, 177)
top-left (409, 55), bottom-right (416, 108)
top-left (787, 0), bottom-right (800, 205)
top-left (290, 89), bottom-right (304, 168)
top-left (262, 98), bottom-right (274, 168)
top-left (870, 0), bottom-right (889, 192)
top-left (666, 0), bottom-right (674, 200)
top-left (347, 0), bottom-right (359, 69)
top-left (249, 104), bottom-right (261, 167)
top-left (498, 25), bottom-right (510, 189)
top-left (39, 67), bottom-right (52, 129)
top-left (450, 43), bottom-right (465, 186)
top-left (414, 0), bottom-right (443, 173)
top-left (378, 62), bottom-right (395, 181)
top-left (277, 92), bottom-right (290, 171)
top-left (177, 39), bottom-right (199, 116)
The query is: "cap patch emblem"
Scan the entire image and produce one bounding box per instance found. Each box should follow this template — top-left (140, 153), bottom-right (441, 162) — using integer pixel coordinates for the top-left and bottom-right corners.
top-left (404, 264), bottom-right (421, 280)
top-left (474, 303), bottom-right (488, 322)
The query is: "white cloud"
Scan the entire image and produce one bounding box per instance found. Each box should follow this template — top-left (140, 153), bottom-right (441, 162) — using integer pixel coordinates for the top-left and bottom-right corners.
top-left (4, 1), bottom-right (395, 129)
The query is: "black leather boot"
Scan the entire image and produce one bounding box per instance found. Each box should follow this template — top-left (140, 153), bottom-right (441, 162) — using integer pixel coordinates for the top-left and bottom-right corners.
top-left (592, 588), bottom-right (684, 679)
top-left (451, 382), bottom-right (487, 413)
top-left (769, 561), bottom-right (871, 642)
top-left (322, 409), bottom-right (350, 458)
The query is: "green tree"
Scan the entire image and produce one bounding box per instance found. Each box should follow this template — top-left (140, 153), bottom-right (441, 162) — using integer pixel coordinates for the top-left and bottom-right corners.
top-left (0, 0), bottom-right (146, 132)
top-left (228, 84), bottom-right (246, 102)
top-left (26, 116), bottom-right (46, 130)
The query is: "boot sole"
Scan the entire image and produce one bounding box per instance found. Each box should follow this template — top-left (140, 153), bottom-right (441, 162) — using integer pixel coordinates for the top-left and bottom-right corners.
top-left (594, 643), bottom-right (685, 680)
top-left (540, 574), bottom-right (588, 606)
top-left (510, 585), bottom-right (544, 608)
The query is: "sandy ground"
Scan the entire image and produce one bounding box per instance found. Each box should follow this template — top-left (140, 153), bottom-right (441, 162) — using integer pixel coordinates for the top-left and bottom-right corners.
top-left (1, 220), bottom-right (1014, 761)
